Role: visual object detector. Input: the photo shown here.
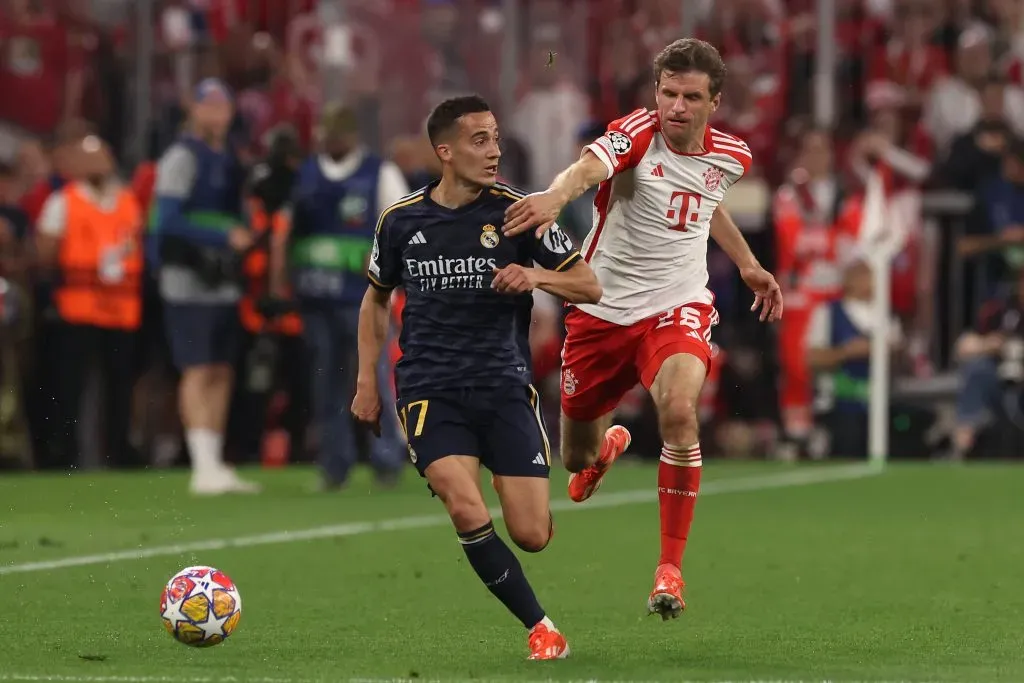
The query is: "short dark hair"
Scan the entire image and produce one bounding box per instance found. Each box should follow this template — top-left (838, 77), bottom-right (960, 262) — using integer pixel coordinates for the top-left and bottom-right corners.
top-left (426, 95), bottom-right (491, 146)
top-left (653, 39), bottom-right (727, 96)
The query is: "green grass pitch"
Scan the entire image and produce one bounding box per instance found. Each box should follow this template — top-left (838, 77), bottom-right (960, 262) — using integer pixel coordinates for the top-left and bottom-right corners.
top-left (0, 460), bottom-right (1022, 682)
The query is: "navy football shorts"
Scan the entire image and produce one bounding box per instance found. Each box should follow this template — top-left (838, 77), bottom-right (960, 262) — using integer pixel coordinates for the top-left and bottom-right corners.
top-left (163, 302), bottom-right (240, 370)
top-left (395, 385), bottom-right (552, 479)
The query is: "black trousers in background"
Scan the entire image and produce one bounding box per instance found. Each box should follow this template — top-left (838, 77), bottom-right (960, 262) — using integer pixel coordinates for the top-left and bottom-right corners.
top-left (228, 332), bottom-right (310, 464)
top-left (44, 323), bottom-right (138, 469)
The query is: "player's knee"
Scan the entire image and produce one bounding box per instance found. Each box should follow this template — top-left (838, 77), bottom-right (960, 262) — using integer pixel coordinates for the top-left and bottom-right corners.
top-left (434, 483), bottom-right (490, 531)
top-left (446, 498), bottom-right (491, 532)
top-left (509, 516), bottom-right (553, 553)
top-left (658, 394), bottom-right (699, 441)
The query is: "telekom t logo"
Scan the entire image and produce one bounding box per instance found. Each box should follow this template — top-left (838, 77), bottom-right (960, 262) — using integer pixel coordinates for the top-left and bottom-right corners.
top-left (666, 191), bottom-right (702, 232)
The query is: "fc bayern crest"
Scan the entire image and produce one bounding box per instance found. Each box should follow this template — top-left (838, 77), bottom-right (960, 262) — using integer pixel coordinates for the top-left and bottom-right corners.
top-left (703, 167), bottom-right (725, 192)
top-left (562, 368), bottom-right (578, 396)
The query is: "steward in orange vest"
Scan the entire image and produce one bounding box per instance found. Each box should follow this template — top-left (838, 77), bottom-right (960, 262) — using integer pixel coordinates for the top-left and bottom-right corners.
top-left (35, 136), bottom-right (143, 469)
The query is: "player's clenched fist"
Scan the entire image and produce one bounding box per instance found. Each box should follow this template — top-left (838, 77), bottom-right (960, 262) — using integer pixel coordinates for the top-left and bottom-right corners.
top-left (351, 383), bottom-right (382, 437)
top-left (491, 263), bottom-right (539, 294)
top-left (502, 190), bottom-right (562, 237)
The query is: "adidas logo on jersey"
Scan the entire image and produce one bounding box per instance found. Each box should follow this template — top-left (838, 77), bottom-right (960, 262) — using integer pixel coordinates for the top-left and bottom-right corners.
top-left (409, 231), bottom-right (427, 245)
top-left (651, 163), bottom-right (664, 178)
top-left (533, 453), bottom-right (546, 466)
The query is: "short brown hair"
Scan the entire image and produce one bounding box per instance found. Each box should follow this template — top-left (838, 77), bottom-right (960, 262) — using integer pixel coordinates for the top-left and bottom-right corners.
top-left (653, 39), bottom-right (727, 96)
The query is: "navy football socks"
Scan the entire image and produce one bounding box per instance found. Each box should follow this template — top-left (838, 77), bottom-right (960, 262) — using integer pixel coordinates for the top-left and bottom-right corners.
top-left (457, 521), bottom-right (545, 629)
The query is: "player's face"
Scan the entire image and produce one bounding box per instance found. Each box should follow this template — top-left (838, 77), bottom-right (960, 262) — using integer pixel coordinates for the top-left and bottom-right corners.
top-left (655, 70), bottom-right (721, 148)
top-left (441, 111), bottom-right (501, 187)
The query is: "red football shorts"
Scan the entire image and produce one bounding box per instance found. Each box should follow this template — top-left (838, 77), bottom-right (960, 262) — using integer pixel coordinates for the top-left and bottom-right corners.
top-left (560, 303), bottom-right (719, 422)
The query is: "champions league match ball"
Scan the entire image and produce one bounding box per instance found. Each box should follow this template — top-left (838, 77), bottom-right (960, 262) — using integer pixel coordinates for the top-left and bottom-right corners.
top-left (160, 566), bottom-right (242, 647)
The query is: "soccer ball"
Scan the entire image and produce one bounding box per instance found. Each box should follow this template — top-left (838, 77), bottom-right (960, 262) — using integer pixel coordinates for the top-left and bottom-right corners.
top-left (160, 565), bottom-right (242, 647)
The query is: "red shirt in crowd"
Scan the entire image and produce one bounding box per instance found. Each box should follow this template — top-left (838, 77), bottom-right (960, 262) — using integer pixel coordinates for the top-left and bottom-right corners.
top-left (0, 11), bottom-right (78, 135)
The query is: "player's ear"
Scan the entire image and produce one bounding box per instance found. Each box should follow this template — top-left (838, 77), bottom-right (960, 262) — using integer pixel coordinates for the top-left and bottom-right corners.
top-left (435, 143), bottom-right (453, 163)
top-left (710, 92), bottom-right (722, 112)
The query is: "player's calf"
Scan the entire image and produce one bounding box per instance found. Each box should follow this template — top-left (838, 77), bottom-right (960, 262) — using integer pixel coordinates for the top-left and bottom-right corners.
top-left (559, 412), bottom-right (612, 472)
top-left (648, 353), bottom-right (705, 618)
top-left (493, 474), bottom-right (554, 553)
top-left (426, 457), bottom-right (567, 657)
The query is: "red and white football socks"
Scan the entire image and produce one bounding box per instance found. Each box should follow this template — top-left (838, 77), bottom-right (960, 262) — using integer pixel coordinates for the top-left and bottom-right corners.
top-left (657, 443), bottom-right (702, 569)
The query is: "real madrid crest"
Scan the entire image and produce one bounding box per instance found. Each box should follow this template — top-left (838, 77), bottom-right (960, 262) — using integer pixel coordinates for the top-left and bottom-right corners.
top-left (480, 224), bottom-right (500, 248)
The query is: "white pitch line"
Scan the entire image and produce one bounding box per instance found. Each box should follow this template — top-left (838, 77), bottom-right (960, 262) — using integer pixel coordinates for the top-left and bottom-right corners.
top-left (0, 676), bottom-right (930, 683)
top-left (0, 464), bottom-right (877, 577)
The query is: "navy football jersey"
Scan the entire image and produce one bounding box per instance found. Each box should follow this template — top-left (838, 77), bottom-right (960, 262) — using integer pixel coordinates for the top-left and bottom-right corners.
top-left (367, 181), bottom-right (581, 396)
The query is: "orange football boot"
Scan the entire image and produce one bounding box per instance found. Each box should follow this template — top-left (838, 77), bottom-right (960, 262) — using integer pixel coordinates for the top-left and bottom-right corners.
top-left (527, 621), bottom-right (570, 660)
top-left (647, 563), bottom-right (686, 620)
top-left (567, 425), bottom-right (631, 502)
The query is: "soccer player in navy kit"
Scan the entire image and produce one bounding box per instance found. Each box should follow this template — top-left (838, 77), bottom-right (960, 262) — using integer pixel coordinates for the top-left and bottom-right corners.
top-left (352, 96), bottom-right (601, 661)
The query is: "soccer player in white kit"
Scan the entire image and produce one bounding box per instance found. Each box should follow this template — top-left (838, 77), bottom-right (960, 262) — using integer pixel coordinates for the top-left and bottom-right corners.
top-left (502, 38), bottom-right (784, 620)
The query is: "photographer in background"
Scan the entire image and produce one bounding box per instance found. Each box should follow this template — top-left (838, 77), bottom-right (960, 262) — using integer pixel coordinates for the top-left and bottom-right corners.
top-left (952, 268), bottom-right (1024, 460)
top-left (232, 125), bottom-right (308, 466)
top-left (150, 79), bottom-right (258, 495)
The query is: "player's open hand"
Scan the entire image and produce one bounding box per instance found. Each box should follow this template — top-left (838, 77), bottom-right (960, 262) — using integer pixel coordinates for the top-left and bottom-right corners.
top-left (491, 263), bottom-right (538, 295)
top-left (503, 191), bottom-right (562, 238)
top-left (351, 383), bottom-right (382, 437)
top-left (740, 266), bottom-right (784, 322)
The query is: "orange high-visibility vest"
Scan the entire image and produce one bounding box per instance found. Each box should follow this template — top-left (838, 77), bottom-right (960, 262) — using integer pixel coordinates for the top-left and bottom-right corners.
top-left (239, 199), bottom-right (303, 336)
top-left (55, 183), bottom-right (143, 330)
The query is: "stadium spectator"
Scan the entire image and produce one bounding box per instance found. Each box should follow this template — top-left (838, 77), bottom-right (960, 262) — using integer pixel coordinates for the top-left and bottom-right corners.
top-left (805, 255), bottom-right (905, 458)
top-left (511, 44), bottom-right (590, 191)
top-left (934, 76), bottom-right (1017, 192)
top-left (0, 0), bottom-right (83, 145)
top-left (713, 55), bottom-right (783, 182)
top-left (958, 138), bottom-right (1024, 280)
top-left (774, 128), bottom-right (861, 446)
top-left (865, 0), bottom-right (949, 121)
top-left (924, 24), bottom-right (1024, 156)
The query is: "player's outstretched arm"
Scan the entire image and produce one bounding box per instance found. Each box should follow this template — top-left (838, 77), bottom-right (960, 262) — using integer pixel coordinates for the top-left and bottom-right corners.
top-left (492, 261), bottom-right (602, 304)
top-left (352, 286), bottom-right (391, 436)
top-left (502, 151), bottom-right (608, 238)
top-left (710, 205), bottom-right (784, 322)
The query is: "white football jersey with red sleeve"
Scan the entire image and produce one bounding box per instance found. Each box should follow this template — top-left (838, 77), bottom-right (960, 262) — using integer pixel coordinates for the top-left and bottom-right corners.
top-left (578, 108), bottom-right (752, 326)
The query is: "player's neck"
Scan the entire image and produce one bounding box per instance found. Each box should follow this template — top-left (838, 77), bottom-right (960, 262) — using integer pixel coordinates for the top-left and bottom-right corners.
top-left (432, 176), bottom-right (483, 210)
top-left (665, 126), bottom-right (707, 154)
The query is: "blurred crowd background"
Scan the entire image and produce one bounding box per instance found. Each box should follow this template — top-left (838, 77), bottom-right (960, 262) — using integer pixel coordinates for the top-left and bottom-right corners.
top-left (2, 0), bottom-right (1024, 476)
